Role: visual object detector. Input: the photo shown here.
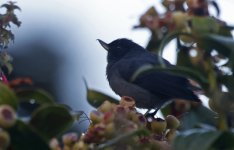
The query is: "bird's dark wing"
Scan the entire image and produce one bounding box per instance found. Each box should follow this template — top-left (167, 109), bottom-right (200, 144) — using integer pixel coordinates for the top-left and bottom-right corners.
top-left (131, 70), bottom-right (200, 102)
top-left (115, 50), bottom-right (200, 102)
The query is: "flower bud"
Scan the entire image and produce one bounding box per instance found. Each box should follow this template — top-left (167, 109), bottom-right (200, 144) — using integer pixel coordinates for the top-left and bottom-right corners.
top-left (98, 101), bottom-right (113, 113)
top-left (62, 132), bottom-right (78, 146)
top-left (63, 145), bottom-right (70, 150)
top-left (0, 130), bottom-right (10, 149)
top-left (94, 123), bottom-right (106, 137)
top-left (131, 113), bottom-right (146, 127)
top-left (103, 112), bottom-right (115, 124)
top-left (72, 141), bottom-right (88, 150)
top-left (90, 110), bottom-right (103, 124)
top-left (0, 105), bottom-right (17, 128)
top-left (166, 129), bottom-right (177, 143)
top-left (165, 115), bottom-right (180, 129)
top-left (120, 96), bottom-right (135, 107)
top-left (151, 118), bottom-right (167, 134)
top-left (105, 122), bottom-right (115, 137)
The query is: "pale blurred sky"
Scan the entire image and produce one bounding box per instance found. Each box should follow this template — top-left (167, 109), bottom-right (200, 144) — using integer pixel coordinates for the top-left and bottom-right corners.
top-left (8, 0), bottom-right (234, 114)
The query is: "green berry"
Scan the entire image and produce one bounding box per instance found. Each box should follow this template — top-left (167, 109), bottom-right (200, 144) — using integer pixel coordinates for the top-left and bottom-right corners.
top-left (120, 96), bottom-right (135, 107)
top-left (166, 129), bottom-right (177, 143)
top-left (103, 112), bottom-right (114, 124)
top-left (98, 101), bottom-right (114, 113)
top-left (0, 130), bottom-right (10, 149)
top-left (151, 118), bottom-right (167, 134)
top-left (62, 132), bottom-right (78, 146)
top-left (0, 105), bottom-right (16, 128)
top-left (165, 115), bottom-right (180, 129)
top-left (72, 141), bottom-right (88, 150)
top-left (90, 110), bottom-right (103, 124)
top-left (105, 122), bottom-right (115, 137)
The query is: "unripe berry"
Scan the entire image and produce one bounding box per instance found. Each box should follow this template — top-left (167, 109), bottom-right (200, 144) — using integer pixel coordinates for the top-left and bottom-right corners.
top-left (165, 115), bottom-right (180, 129)
top-left (63, 145), bottom-right (70, 150)
top-left (0, 130), bottom-right (10, 149)
top-left (120, 96), bottom-right (135, 107)
top-left (62, 132), bottom-right (78, 146)
top-left (49, 138), bottom-right (61, 150)
top-left (98, 101), bottom-right (113, 113)
top-left (0, 105), bottom-right (16, 128)
top-left (166, 129), bottom-right (177, 143)
top-left (131, 113), bottom-right (146, 127)
top-left (103, 112), bottom-right (115, 124)
top-left (90, 110), bottom-right (103, 124)
top-left (105, 122), bottom-right (115, 137)
top-left (172, 11), bottom-right (189, 30)
top-left (151, 118), bottom-right (167, 134)
top-left (72, 141), bottom-right (88, 150)
top-left (94, 123), bottom-right (106, 137)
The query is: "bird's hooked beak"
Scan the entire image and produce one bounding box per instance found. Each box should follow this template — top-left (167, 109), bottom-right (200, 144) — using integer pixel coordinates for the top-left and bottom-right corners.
top-left (97, 39), bottom-right (109, 51)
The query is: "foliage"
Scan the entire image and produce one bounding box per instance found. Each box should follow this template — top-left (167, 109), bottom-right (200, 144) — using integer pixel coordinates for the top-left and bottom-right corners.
top-left (132, 0), bottom-right (234, 149)
top-left (87, 0), bottom-right (234, 149)
top-left (0, 2), bottom-right (76, 150)
top-left (1, 0), bottom-right (234, 150)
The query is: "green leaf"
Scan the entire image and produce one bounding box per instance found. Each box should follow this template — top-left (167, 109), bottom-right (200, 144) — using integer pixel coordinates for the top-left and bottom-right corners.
top-left (197, 34), bottom-right (234, 73)
top-left (84, 79), bottom-right (119, 108)
top-left (158, 31), bottom-right (191, 55)
top-left (16, 88), bottom-right (55, 105)
top-left (0, 82), bottom-right (18, 109)
top-left (158, 32), bottom-right (234, 59)
top-left (174, 130), bottom-right (234, 150)
top-left (7, 120), bottom-right (50, 150)
top-left (130, 65), bottom-right (209, 90)
top-left (29, 105), bottom-right (74, 140)
top-left (198, 34), bottom-right (234, 57)
top-left (212, 131), bottom-right (234, 149)
top-left (179, 105), bottom-right (217, 130)
top-left (173, 129), bottom-right (221, 150)
top-left (160, 103), bottom-right (172, 117)
top-left (191, 17), bottom-right (220, 35)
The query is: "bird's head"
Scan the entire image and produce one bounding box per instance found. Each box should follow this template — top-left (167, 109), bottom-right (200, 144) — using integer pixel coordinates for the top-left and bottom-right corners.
top-left (98, 38), bottom-right (142, 63)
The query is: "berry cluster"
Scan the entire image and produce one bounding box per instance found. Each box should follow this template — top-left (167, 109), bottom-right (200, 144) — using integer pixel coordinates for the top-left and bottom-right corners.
top-left (51, 97), bottom-right (180, 150)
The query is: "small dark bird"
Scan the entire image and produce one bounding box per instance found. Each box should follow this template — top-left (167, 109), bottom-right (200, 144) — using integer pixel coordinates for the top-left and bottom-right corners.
top-left (98, 38), bottom-right (200, 111)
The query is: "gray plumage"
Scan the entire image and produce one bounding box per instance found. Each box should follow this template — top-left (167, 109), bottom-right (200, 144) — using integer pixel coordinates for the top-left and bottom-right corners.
top-left (98, 38), bottom-right (200, 109)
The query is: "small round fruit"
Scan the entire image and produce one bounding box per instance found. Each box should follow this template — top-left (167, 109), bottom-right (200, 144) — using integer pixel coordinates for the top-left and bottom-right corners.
top-left (0, 130), bottom-right (10, 149)
top-left (131, 113), bottom-right (146, 127)
top-left (165, 115), bottom-right (180, 129)
top-left (90, 110), bottom-right (103, 124)
top-left (98, 101), bottom-right (113, 113)
top-left (62, 132), bottom-right (78, 146)
top-left (94, 123), bottom-right (106, 136)
top-left (72, 141), bottom-right (88, 150)
top-left (151, 118), bottom-right (167, 134)
top-left (49, 138), bottom-right (60, 150)
top-left (120, 96), bottom-right (135, 107)
top-left (105, 122), bottom-right (115, 137)
top-left (166, 129), bottom-right (177, 143)
top-left (172, 11), bottom-right (189, 30)
top-left (103, 112), bottom-right (115, 124)
top-left (0, 105), bottom-right (17, 128)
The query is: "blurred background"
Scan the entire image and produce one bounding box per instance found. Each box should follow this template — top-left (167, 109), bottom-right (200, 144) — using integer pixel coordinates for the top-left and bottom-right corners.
top-left (7, 0), bottom-right (234, 130)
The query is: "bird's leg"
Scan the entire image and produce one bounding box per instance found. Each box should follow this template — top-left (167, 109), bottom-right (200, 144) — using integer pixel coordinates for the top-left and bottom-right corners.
top-left (144, 108), bottom-right (160, 119)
